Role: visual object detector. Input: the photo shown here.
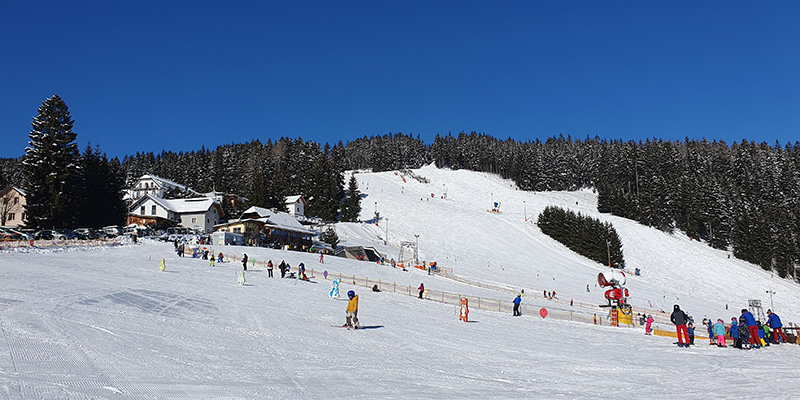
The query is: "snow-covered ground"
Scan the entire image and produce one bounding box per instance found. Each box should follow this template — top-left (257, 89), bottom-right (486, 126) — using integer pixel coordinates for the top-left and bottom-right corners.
top-left (1, 165), bottom-right (798, 399)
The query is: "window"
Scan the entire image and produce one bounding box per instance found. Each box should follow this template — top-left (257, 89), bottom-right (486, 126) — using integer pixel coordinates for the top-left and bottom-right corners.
top-left (191, 217), bottom-right (197, 224)
top-left (8, 213), bottom-right (15, 221)
top-left (233, 227), bottom-right (241, 233)
top-left (151, 205), bottom-right (156, 215)
top-left (140, 206), bottom-right (145, 215)
top-left (13, 197), bottom-right (19, 205)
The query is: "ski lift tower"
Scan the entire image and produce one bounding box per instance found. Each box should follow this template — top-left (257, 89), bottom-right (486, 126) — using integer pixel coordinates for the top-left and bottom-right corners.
top-left (748, 299), bottom-right (766, 322)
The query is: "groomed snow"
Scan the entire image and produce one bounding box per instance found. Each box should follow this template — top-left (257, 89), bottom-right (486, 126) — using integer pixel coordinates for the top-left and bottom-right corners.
top-left (0, 165), bottom-right (798, 399)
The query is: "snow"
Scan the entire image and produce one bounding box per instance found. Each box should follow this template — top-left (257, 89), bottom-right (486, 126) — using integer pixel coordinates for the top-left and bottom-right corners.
top-left (1, 165), bottom-right (799, 398)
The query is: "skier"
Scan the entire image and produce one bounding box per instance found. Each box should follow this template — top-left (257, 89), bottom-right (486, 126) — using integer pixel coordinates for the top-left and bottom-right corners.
top-left (687, 322), bottom-right (695, 345)
top-left (242, 253), bottom-right (248, 271)
top-left (706, 319), bottom-right (715, 345)
top-left (218, 252), bottom-right (224, 263)
top-left (344, 290), bottom-right (359, 329)
top-left (513, 294), bottom-right (522, 316)
top-left (645, 315), bottom-right (654, 335)
top-left (279, 260), bottom-right (287, 278)
top-left (713, 319), bottom-right (727, 347)
top-left (586, 284), bottom-right (590, 292)
top-left (319, 251), bottom-right (324, 263)
top-left (418, 283), bottom-right (425, 299)
top-left (740, 309), bottom-right (760, 348)
top-left (670, 304), bottom-right (690, 347)
top-left (300, 263), bottom-right (307, 280)
top-left (730, 317), bottom-right (740, 349)
top-left (209, 253), bottom-right (215, 267)
top-left (767, 310), bottom-right (788, 343)
top-left (738, 316), bottom-right (750, 349)
top-left (267, 260), bottom-right (274, 278)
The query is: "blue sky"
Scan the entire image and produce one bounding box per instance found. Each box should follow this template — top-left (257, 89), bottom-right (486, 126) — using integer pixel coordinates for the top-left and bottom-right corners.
top-left (1, 1), bottom-right (798, 158)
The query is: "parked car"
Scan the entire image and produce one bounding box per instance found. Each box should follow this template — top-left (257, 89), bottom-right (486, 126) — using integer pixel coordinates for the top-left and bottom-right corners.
top-left (0, 228), bottom-right (28, 240)
top-left (74, 228), bottom-right (100, 240)
top-left (103, 226), bottom-right (120, 237)
top-left (34, 229), bottom-right (78, 240)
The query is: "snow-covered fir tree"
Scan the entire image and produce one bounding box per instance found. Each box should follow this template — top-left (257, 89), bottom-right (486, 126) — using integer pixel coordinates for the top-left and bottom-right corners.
top-left (21, 95), bottom-right (80, 229)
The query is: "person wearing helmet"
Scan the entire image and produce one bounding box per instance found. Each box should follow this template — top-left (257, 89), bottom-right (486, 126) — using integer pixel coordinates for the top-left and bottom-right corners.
top-left (670, 304), bottom-right (689, 347)
top-left (344, 290), bottom-right (359, 329)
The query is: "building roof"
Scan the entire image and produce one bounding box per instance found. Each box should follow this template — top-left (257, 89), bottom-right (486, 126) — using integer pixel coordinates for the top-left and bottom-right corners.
top-left (129, 194), bottom-right (223, 216)
top-left (238, 206), bottom-right (314, 234)
top-left (285, 195), bottom-right (307, 206)
top-left (138, 174), bottom-right (199, 195)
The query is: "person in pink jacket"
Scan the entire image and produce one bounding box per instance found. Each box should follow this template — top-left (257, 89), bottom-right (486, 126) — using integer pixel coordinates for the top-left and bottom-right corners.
top-left (645, 314), bottom-right (654, 334)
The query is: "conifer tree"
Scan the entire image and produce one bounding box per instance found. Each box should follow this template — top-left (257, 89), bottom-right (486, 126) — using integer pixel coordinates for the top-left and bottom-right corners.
top-left (340, 174), bottom-right (361, 222)
top-left (21, 95), bottom-right (80, 229)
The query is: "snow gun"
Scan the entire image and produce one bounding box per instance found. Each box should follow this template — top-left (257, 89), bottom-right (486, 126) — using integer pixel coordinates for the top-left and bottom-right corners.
top-left (597, 270), bottom-right (632, 326)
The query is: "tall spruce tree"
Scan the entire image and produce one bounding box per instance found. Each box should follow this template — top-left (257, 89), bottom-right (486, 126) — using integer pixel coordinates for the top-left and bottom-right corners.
top-left (77, 144), bottom-right (127, 227)
top-left (22, 95), bottom-right (80, 229)
top-left (340, 174), bottom-right (362, 222)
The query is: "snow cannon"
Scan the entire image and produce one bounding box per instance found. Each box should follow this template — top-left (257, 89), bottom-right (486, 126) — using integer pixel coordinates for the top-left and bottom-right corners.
top-left (597, 270), bottom-right (626, 288)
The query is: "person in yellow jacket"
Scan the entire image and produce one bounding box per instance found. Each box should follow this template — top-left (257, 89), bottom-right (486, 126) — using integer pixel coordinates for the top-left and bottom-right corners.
top-left (344, 290), bottom-right (359, 328)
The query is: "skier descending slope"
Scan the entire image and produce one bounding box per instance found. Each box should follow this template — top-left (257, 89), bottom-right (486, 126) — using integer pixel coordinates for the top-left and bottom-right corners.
top-left (670, 304), bottom-right (690, 347)
top-left (343, 290), bottom-right (360, 329)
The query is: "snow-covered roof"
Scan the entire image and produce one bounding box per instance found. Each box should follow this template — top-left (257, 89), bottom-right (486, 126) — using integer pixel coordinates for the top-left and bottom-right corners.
top-left (285, 195), bottom-right (305, 205)
top-left (138, 174), bottom-right (198, 195)
top-left (238, 206), bottom-right (313, 234)
top-left (129, 194), bottom-right (221, 215)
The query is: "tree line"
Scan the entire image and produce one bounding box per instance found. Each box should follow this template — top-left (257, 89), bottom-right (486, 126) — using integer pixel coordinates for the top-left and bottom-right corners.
top-left (2, 96), bottom-right (800, 279)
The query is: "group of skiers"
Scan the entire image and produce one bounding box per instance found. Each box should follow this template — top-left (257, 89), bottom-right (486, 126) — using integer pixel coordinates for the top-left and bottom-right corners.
top-left (671, 304), bottom-right (790, 349)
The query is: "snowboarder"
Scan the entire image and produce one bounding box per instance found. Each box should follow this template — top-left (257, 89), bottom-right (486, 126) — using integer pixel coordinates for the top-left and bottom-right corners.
top-left (767, 310), bottom-right (788, 343)
top-left (267, 260), bottom-right (274, 278)
top-left (344, 290), bottom-right (359, 328)
top-left (741, 309), bottom-right (760, 348)
top-left (670, 304), bottom-right (690, 347)
top-left (242, 253), bottom-right (248, 271)
top-left (372, 284), bottom-right (381, 292)
top-left (418, 283), bottom-right (425, 299)
top-left (513, 295), bottom-right (522, 316)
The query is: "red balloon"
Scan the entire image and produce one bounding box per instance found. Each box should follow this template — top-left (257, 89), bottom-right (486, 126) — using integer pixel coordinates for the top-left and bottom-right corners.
top-left (539, 308), bottom-right (548, 318)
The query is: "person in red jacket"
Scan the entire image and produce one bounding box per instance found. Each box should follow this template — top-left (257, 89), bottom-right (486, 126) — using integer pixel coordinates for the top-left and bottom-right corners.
top-left (418, 283), bottom-right (425, 299)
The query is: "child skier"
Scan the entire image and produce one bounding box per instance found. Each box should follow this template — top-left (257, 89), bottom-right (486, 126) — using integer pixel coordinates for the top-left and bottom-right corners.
top-left (713, 319), bottom-right (726, 347)
top-left (687, 322), bottom-right (695, 345)
top-left (344, 290), bottom-right (359, 329)
top-left (730, 317), bottom-right (740, 349)
top-left (738, 316), bottom-right (750, 349)
top-left (209, 253), bottom-right (215, 267)
top-left (645, 315), bottom-right (654, 335)
top-left (706, 319), bottom-right (715, 345)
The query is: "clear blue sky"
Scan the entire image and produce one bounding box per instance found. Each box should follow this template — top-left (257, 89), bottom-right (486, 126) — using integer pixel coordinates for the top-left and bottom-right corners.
top-left (1, 1), bottom-right (798, 159)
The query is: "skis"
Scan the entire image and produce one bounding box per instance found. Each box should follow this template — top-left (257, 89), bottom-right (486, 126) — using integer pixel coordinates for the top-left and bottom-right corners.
top-left (331, 324), bottom-right (361, 330)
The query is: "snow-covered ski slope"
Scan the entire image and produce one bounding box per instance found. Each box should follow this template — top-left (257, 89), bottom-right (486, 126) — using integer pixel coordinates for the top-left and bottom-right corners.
top-left (0, 164), bottom-right (798, 398)
top-left (341, 164), bottom-right (800, 325)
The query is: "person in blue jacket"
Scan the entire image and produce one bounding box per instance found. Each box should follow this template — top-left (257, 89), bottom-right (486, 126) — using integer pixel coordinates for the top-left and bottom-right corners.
top-left (706, 319), bottom-right (715, 345)
top-left (512, 295), bottom-right (522, 316)
top-left (687, 322), bottom-right (695, 345)
top-left (756, 322), bottom-right (769, 347)
top-left (730, 317), bottom-right (740, 349)
top-left (741, 309), bottom-right (760, 348)
top-left (767, 310), bottom-right (788, 343)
